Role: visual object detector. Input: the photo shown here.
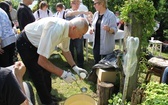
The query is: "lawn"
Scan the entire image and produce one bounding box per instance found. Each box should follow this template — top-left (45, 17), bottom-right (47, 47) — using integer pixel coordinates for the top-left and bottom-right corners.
top-left (23, 42), bottom-right (168, 105)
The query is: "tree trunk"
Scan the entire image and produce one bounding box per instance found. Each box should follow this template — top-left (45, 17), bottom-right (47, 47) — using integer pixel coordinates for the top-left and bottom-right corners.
top-left (124, 13), bottom-right (142, 101)
top-left (97, 82), bottom-right (114, 105)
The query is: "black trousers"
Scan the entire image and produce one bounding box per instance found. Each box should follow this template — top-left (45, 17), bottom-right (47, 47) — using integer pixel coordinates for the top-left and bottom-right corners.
top-left (0, 43), bottom-right (15, 67)
top-left (93, 44), bottom-right (106, 64)
top-left (16, 32), bottom-right (52, 104)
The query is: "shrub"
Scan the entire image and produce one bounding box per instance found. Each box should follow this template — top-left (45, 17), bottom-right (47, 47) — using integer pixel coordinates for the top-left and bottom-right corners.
top-left (142, 82), bottom-right (168, 105)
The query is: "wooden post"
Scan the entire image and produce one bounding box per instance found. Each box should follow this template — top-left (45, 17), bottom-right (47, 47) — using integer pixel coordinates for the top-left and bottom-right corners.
top-left (97, 82), bottom-right (114, 105)
top-left (123, 13), bottom-right (142, 101)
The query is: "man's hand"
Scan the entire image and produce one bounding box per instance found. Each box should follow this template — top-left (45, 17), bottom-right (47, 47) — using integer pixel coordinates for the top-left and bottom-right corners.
top-left (61, 71), bottom-right (76, 83)
top-left (72, 66), bottom-right (88, 79)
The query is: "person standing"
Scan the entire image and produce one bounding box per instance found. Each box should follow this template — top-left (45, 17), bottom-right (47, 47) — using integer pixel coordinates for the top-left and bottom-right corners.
top-left (91, 0), bottom-right (118, 64)
top-left (65, 0), bottom-right (90, 68)
top-left (0, 1), bottom-right (13, 27)
top-left (34, 1), bottom-right (53, 20)
top-left (4, 0), bottom-right (19, 62)
top-left (16, 17), bottom-right (88, 105)
top-left (54, 2), bottom-right (66, 19)
top-left (17, 0), bottom-right (35, 31)
top-left (0, 6), bottom-right (16, 67)
top-left (5, 0), bottom-right (17, 23)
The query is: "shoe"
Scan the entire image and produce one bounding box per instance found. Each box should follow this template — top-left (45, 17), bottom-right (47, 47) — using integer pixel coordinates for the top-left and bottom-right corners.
top-left (51, 95), bottom-right (62, 102)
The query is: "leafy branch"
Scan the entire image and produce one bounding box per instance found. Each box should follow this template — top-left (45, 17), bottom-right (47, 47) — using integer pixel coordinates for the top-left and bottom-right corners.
top-left (120, 0), bottom-right (157, 46)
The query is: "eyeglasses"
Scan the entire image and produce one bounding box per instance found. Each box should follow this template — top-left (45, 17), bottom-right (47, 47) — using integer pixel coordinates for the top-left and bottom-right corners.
top-left (93, 1), bottom-right (100, 5)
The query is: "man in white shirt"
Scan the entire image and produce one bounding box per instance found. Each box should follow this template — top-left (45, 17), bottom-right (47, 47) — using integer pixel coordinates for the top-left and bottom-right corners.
top-left (16, 17), bottom-right (88, 105)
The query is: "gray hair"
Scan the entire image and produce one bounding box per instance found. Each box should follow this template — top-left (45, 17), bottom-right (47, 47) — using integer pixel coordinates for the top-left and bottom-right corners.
top-left (71, 17), bottom-right (88, 31)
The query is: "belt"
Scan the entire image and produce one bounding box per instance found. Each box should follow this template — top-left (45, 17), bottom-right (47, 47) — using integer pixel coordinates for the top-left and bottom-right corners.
top-left (22, 31), bottom-right (31, 44)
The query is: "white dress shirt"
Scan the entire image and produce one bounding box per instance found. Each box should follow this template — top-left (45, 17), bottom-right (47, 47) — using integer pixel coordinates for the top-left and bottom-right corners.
top-left (25, 17), bottom-right (70, 58)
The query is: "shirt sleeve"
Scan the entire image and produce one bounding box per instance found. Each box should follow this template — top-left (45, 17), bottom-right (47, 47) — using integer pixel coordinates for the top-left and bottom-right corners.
top-left (109, 12), bottom-right (118, 34)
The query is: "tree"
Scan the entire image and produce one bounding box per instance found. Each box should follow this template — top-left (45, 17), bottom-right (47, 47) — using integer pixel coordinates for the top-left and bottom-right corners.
top-left (152, 0), bottom-right (168, 41)
top-left (120, 0), bottom-right (156, 101)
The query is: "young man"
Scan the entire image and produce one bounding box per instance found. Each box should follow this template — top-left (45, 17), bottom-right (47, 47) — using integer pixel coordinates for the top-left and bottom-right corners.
top-left (16, 17), bottom-right (88, 105)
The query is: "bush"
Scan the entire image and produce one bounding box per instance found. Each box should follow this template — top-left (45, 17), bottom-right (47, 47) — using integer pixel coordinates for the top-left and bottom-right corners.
top-left (108, 82), bottom-right (168, 105)
top-left (142, 82), bottom-right (168, 105)
top-left (108, 93), bottom-right (130, 105)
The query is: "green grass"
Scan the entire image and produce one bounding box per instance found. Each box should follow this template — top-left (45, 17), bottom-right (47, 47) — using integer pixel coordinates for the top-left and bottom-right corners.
top-left (23, 42), bottom-right (168, 105)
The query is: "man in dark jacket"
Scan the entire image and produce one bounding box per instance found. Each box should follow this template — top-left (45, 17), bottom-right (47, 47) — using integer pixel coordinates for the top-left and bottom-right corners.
top-left (17, 0), bottom-right (35, 31)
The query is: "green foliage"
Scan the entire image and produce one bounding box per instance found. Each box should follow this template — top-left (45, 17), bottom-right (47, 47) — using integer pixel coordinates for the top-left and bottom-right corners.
top-left (47, 0), bottom-right (125, 14)
top-left (107, 0), bottom-right (125, 12)
top-left (120, 0), bottom-right (157, 46)
top-left (0, 0), bottom-right (19, 9)
top-left (11, 0), bottom-right (19, 9)
top-left (108, 93), bottom-right (130, 105)
top-left (108, 82), bottom-right (168, 105)
top-left (155, 0), bottom-right (168, 29)
top-left (142, 82), bottom-right (168, 105)
top-left (139, 55), bottom-right (148, 73)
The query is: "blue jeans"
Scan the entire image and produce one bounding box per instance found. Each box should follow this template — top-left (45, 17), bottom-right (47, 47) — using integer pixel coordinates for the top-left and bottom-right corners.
top-left (70, 38), bottom-right (84, 68)
top-left (162, 67), bottom-right (168, 84)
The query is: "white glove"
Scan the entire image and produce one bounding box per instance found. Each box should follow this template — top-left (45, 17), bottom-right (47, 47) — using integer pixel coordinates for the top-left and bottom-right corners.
top-left (61, 71), bottom-right (76, 83)
top-left (72, 66), bottom-right (88, 79)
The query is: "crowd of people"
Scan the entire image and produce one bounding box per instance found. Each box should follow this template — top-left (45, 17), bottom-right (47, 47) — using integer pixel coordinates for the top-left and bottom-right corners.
top-left (1, 0), bottom-right (167, 105)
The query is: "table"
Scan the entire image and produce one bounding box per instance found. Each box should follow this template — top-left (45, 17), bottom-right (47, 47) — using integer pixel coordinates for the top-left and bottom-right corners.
top-left (148, 40), bottom-right (163, 56)
top-left (145, 57), bottom-right (168, 83)
top-left (114, 29), bottom-right (125, 50)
